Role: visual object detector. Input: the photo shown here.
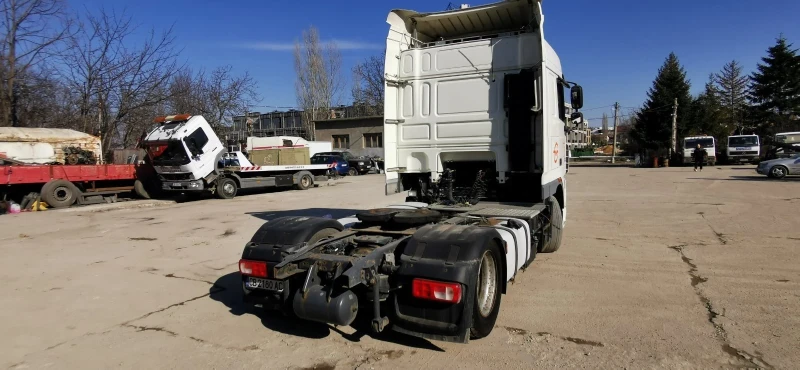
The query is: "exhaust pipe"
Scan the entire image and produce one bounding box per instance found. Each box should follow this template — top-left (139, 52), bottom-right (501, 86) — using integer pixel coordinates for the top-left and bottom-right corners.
top-left (293, 285), bottom-right (358, 326)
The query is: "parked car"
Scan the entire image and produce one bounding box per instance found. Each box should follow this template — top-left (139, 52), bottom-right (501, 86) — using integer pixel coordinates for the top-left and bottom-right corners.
top-left (313, 151), bottom-right (372, 176)
top-left (756, 154), bottom-right (800, 179)
top-left (311, 154), bottom-right (349, 176)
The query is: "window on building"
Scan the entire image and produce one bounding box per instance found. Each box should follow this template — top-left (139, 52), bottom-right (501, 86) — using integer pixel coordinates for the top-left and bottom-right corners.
top-left (364, 133), bottom-right (382, 148)
top-left (333, 135), bottom-right (350, 149)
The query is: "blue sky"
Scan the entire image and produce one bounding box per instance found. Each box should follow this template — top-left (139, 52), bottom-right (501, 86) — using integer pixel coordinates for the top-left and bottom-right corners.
top-left (72, 0), bottom-right (800, 123)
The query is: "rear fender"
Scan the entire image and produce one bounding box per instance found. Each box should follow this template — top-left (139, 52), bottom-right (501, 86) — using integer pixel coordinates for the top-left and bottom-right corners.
top-left (392, 224), bottom-right (505, 343)
top-left (242, 216), bottom-right (344, 263)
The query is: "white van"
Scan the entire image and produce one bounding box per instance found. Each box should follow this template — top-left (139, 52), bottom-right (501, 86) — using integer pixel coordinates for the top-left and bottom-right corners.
top-left (682, 136), bottom-right (716, 166)
top-left (727, 135), bottom-right (760, 164)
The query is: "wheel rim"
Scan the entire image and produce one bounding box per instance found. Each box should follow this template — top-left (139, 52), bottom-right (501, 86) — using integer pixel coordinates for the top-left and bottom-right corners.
top-left (223, 182), bottom-right (235, 195)
top-left (301, 175), bottom-right (311, 188)
top-left (476, 250), bottom-right (498, 317)
top-left (53, 186), bottom-right (71, 202)
top-left (773, 167), bottom-right (785, 177)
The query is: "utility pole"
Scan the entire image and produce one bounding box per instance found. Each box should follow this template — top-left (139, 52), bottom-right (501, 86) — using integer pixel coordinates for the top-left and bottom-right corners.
top-left (671, 98), bottom-right (678, 157)
top-left (611, 102), bottom-right (619, 163)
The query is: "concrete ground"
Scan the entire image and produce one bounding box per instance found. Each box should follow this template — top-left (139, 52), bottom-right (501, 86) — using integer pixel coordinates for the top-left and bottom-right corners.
top-left (1, 167), bottom-right (798, 370)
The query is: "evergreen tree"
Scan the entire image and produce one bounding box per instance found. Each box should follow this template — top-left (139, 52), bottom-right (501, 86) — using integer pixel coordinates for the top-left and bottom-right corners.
top-left (714, 60), bottom-right (749, 134)
top-left (749, 37), bottom-right (800, 133)
top-left (688, 75), bottom-right (727, 141)
top-left (631, 53), bottom-right (693, 152)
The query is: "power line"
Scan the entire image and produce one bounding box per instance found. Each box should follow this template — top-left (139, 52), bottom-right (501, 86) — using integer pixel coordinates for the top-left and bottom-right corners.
top-left (581, 104), bottom-right (616, 111)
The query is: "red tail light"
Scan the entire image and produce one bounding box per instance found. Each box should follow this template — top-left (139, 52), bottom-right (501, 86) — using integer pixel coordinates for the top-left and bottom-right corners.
top-left (239, 259), bottom-right (267, 278)
top-left (412, 278), bottom-right (462, 303)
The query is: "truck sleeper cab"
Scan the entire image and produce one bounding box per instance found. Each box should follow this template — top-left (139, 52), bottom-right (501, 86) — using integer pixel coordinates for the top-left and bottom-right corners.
top-left (239, 0), bottom-right (581, 344)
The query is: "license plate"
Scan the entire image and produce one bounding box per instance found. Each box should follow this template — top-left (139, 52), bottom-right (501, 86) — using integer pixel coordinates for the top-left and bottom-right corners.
top-left (172, 182), bottom-right (181, 187)
top-left (245, 277), bottom-right (284, 291)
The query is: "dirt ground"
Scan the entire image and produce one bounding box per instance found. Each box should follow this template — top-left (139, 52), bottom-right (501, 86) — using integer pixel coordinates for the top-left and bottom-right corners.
top-left (1, 167), bottom-right (798, 370)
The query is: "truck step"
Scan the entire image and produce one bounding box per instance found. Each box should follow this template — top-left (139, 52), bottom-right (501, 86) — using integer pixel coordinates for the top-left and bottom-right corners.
top-left (467, 205), bottom-right (545, 219)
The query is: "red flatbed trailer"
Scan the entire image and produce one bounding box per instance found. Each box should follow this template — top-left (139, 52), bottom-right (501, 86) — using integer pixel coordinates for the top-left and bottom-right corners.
top-left (1, 161), bottom-right (152, 209)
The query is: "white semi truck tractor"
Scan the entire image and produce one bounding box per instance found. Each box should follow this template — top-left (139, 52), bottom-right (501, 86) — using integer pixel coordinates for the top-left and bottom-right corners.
top-left (238, 0), bottom-right (583, 343)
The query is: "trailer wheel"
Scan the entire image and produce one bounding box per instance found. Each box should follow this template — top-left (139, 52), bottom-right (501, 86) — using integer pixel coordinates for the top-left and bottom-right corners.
top-left (470, 241), bottom-right (503, 339)
top-left (41, 180), bottom-right (80, 208)
top-left (215, 178), bottom-right (238, 199)
top-left (539, 196), bottom-right (563, 253)
top-left (295, 174), bottom-right (313, 190)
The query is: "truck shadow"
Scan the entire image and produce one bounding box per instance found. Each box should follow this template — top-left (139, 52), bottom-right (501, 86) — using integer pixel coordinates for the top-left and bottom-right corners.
top-left (245, 208), bottom-right (362, 222)
top-left (209, 272), bottom-right (444, 352)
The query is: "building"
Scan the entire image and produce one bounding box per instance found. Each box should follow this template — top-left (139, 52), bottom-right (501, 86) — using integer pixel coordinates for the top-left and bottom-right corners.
top-left (567, 118), bottom-right (591, 150)
top-left (228, 110), bottom-right (307, 143)
top-left (311, 105), bottom-right (383, 157)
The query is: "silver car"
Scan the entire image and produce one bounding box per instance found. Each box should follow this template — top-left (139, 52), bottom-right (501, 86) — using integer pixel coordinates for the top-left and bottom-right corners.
top-left (756, 154), bottom-right (800, 179)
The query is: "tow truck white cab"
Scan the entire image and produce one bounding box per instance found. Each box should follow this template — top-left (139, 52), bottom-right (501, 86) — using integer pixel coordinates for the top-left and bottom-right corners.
top-left (727, 135), bottom-right (760, 164)
top-left (239, 0), bottom-right (583, 343)
top-left (682, 136), bottom-right (717, 166)
top-left (142, 114), bottom-right (330, 199)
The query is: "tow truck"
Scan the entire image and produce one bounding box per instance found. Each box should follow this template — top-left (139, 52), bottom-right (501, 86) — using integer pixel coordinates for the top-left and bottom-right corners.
top-left (141, 115), bottom-right (331, 199)
top-left (239, 0), bottom-right (583, 343)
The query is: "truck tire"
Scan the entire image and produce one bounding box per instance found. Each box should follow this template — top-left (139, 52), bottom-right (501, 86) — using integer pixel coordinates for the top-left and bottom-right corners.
top-left (134, 180), bottom-right (151, 199)
top-left (41, 180), bottom-right (80, 208)
top-left (470, 241), bottom-right (503, 339)
top-left (216, 177), bottom-right (238, 199)
top-left (295, 173), bottom-right (313, 190)
top-left (348, 167), bottom-right (358, 177)
top-left (307, 228), bottom-right (338, 245)
top-left (539, 196), bottom-right (563, 253)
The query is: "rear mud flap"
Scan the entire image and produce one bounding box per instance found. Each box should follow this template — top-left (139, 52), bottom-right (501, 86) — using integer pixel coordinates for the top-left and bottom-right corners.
top-left (390, 259), bottom-right (480, 344)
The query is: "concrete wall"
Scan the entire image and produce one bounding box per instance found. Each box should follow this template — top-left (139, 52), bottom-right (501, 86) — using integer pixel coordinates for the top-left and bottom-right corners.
top-left (314, 116), bottom-right (384, 158)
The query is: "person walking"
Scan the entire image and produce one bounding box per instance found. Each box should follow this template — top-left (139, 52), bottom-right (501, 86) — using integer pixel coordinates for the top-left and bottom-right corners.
top-left (693, 144), bottom-right (706, 171)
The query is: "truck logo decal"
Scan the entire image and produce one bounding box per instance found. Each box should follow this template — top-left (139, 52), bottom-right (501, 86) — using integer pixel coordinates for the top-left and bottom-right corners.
top-left (553, 143), bottom-right (559, 163)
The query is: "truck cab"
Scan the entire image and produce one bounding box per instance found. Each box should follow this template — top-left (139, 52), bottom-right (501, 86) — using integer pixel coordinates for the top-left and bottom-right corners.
top-left (683, 136), bottom-right (717, 166)
top-left (143, 115), bottom-right (225, 188)
top-left (727, 135), bottom-right (760, 164)
top-left (383, 0), bottom-right (580, 214)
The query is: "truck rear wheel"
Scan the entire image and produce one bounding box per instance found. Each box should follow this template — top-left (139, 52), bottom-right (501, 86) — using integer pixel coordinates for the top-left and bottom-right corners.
top-left (216, 178), bottom-right (238, 199)
top-left (41, 180), bottom-right (80, 208)
top-left (539, 196), bottom-right (563, 253)
top-left (470, 241), bottom-right (503, 339)
top-left (295, 174), bottom-right (313, 190)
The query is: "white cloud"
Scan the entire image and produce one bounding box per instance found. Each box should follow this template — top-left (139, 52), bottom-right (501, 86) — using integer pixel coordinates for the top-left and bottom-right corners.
top-left (235, 39), bottom-right (382, 51)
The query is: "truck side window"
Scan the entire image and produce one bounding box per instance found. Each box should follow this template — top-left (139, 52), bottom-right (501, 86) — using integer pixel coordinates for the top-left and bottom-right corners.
top-left (184, 128), bottom-right (209, 156)
top-left (557, 81), bottom-right (566, 122)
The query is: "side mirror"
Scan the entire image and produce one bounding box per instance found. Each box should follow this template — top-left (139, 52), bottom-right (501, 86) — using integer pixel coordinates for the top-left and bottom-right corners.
top-left (570, 85), bottom-right (584, 110)
top-left (570, 112), bottom-right (584, 124)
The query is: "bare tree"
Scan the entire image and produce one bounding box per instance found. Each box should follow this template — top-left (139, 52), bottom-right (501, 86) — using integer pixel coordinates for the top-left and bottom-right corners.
top-left (294, 26), bottom-right (343, 139)
top-left (167, 65), bottom-right (260, 135)
top-left (62, 8), bottom-right (180, 152)
top-left (203, 66), bottom-right (260, 132)
top-left (351, 54), bottom-right (384, 116)
top-left (0, 0), bottom-right (73, 126)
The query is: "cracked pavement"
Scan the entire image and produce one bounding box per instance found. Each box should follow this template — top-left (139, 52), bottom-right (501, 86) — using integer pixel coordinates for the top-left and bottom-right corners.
top-left (1, 168), bottom-right (798, 369)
